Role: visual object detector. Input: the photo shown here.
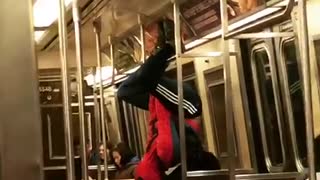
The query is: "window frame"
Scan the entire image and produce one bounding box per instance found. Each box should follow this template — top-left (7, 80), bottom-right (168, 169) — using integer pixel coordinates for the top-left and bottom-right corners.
top-left (204, 65), bottom-right (241, 168)
top-left (250, 43), bottom-right (287, 172)
top-left (278, 37), bottom-right (307, 170)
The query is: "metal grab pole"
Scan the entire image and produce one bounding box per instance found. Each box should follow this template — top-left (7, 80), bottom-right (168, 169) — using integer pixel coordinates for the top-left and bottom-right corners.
top-left (138, 14), bottom-right (146, 63)
top-left (92, 67), bottom-right (102, 180)
top-left (109, 36), bottom-right (116, 86)
top-left (122, 101), bottom-right (133, 149)
top-left (298, 0), bottom-right (316, 179)
top-left (220, 0), bottom-right (235, 179)
top-left (58, 0), bottom-right (75, 180)
top-left (173, 1), bottom-right (187, 179)
top-left (93, 19), bottom-right (109, 180)
top-left (72, 1), bottom-right (89, 180)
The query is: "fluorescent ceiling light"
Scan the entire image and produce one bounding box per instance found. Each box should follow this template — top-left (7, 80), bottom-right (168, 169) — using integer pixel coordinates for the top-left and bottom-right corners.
top-left (34, 31), bottom-right (45, 42)
top-left (84, 66), bottom-right (118, 86)
top-left (33, 0), bottom-right (72, 27)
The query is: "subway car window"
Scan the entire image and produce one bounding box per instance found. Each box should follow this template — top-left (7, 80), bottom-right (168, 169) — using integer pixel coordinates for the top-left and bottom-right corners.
top-left (282, 39), bottom-right (307, 165)
top-left (134, 108), bottom-right (149, 155)
top-left (166, 62), bottom-right (208, 148)
top-left (130, 105), bottom-right (144, 156)
top-left (205, 68), bottom-right (240, 169)
top-left (117, 98), bottom-right (148, 157)
top-left (184, 77), bottom-right (208, 149)
top-left (118, 100), bottom-right (131, 147)
top-left (252, 48), bottom-right (284, 167)
top-left (210, 83), bottom-right (228, 154)
top-left (42, 106), bottom-right (66, 159)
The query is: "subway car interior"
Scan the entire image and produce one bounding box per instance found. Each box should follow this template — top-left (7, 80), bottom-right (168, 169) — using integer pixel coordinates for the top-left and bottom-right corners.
top-left (1, 0), bottom-right (320, 179)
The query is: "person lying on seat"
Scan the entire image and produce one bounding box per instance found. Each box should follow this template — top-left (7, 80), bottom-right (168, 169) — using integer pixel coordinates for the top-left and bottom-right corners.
top-left (117, 18), bottom-right (220, 180)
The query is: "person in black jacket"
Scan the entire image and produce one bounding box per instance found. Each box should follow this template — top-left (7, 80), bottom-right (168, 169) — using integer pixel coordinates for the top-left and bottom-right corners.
top-left (117, 44), bottom-right (202, 118)
top-left (118, 19), bottom-right (220, 179)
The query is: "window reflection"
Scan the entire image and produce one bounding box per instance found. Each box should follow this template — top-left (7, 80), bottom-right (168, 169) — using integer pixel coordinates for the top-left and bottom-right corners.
top-left (282, 40), bottom-right (307, 165)
top-left (253, 49), bottom-right (283, 166)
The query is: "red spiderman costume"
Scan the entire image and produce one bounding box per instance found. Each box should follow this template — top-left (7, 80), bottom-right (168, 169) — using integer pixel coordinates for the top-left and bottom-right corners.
top-left (135, 94), bottom-right (208, 180)
top-left (135, 96), bottom-right (177, 180)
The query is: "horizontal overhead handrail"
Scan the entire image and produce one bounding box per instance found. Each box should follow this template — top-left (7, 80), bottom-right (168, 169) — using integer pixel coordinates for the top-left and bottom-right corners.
top-left (90, 50), bottom-right (240, 88)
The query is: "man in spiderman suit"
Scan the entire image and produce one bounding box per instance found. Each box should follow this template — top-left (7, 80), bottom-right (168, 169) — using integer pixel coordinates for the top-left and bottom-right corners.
top-left (118, 19), bottom-right (220, 180)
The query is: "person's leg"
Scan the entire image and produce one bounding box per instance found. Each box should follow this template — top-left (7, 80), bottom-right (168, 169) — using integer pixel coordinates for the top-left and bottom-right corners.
top-left (118, 41), bottom-right (202, 118)
top-left (117, 71), bottom-right (150, 110)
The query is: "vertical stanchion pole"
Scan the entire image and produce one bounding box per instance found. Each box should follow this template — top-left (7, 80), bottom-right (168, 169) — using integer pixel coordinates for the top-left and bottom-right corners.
top-left (138, 14), bottom-right (146, 63)
top-left (298, 0), bottom-right (315, 179)
top-left (173, 1), bottom-right (187, 179)
top-left (220, 0), bottom-right (235, 179)
top-left (72, 1), bottom-right (89, 180)
top-left (92, 67), bottom-right (102, 180)
top-left (109, 36), bottom-right (116, 86)
top-left (58, 0), bottom-right (75, 179)
top-left (122, 101), bottom-right (133, 147)
top-left (94, 20), bottom-right (109, 180)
